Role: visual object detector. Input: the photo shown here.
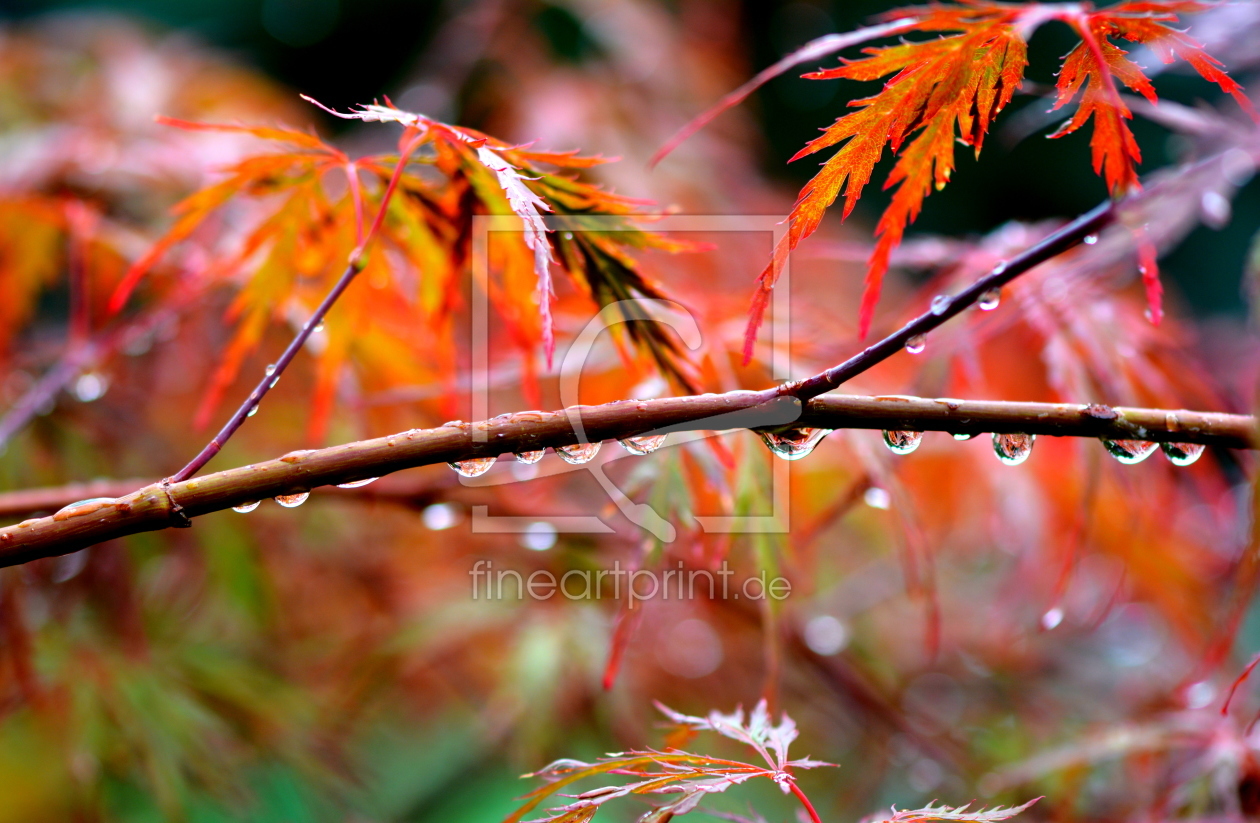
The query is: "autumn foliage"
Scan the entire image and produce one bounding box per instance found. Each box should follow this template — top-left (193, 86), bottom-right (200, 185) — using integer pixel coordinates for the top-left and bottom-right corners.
top-left (661, 0), bottom-right (1259, 347)
top-left (0, 3), bottom-right (1258, 823)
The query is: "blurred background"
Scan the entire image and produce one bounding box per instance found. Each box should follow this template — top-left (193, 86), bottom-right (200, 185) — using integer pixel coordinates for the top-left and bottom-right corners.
top-left (0, 1), bottom-right (1258, 821)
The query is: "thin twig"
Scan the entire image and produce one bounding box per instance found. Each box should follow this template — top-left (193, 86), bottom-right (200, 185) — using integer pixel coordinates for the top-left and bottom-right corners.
top-left (0, 343), bottom-right (98, 447)
top-left (0, 392), bottom-right (1252, 567)
top-left (781, 199), bottom-right (1116, 402)
top-left (171, 135), bottom-right (423, 482)
top-left (170, 260), bottom-right (358, 482)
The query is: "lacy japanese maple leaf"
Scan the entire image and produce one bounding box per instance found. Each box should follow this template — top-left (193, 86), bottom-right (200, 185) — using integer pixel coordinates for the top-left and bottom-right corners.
top-left (506, 700), bottom-right (834, 823)
top-left (113, 103), bottom-right (699, 441)
top-left (657, 1), bottom-right (1253, 351)
top-left (507, 701), bottom-right (1040, 823)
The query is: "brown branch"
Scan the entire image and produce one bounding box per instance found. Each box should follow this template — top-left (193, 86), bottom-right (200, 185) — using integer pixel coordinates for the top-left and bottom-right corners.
top-left (1, 392), bottom-right (1252, 567)
top-left (0, 476), bottom-right (459, 523)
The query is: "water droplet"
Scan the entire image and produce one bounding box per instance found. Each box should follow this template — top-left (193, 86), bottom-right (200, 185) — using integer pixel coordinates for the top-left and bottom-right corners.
top-left (978, 289), bottom-right (1000, 311)
top-left (952, 432), bottom-right (974, 441)
top-left (56, 497), bottom-right (115, 516)
top-left (556, 442), bottom-right (601, 464)
top-left (233, 500), bottom-right (261, 513)
top-left (514, 450), bottom-right (545, 464)
top-left (422, 502), bottom-right (458, 530)
top-left (863, 487), bottom-right (891, 509)
top-left (520, 521), bottom-right (558, 551)
top-left (1201, 191), bottom-right (1231, 228)
top-left (1083, 234), bottom-right (1099, 245)
top-left (759, 427), bottom-right (830, 461)
top-left (274, 492), bottom-right (309, 508)
top-left (72, 372), bottom-right (108, 402)
top-left (803, 615), bottom-right (849, 655)
top-left (1185, 680), bottom-right (1215, 709)
top-left (882, 430), bottom-right (923, 455)
top-left (620, 434), bottom-right (667, 455)
top-left (992, 432), bottom-right (1035, 465)
top-left (448, 457), bottom-right (496, 477)
top-left (1101, 439), bottom-right (1157, 464)
top-left (905, 335), bottom-right (926, 354)
top-left (336, 477), bottom-right (379, 489)
top-left (1161, 441), bottom-right (1204, 466)
top-left (1042, 607), bottom-right (1064, 630)
top-left (265, 363), bottom-right (276, 376)
top-left (247, 404), bottom-right (259, 417)
top-left (992, 261), bottom-right (1008, 274)
top-left (930, 294), bottom-right (951, 315)
top-left (313, 320), bottom-right (325, 333)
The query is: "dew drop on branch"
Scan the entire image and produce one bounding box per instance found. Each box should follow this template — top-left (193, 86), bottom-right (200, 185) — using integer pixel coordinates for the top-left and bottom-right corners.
top-left (992, 432), bottom-right (1035, 465)
top-left (882, 430), bottom-right (923, 455)
top-left (759, 427), bottom-right (830, 461)
top-left (265, 364), bottom-right (276, 376)
top-left (619, 434), bottom-right (667, 455)
top-left (55, 497), bottom-right (115, 517)
top-left (448, 457), bottom-right (496, 477)
top-left (978, 289), bottom-right (1000, 311)
top-left (274, 492), bottom-right (309, 508)
top-left (556, 442), bottom-right (601, 464)
top-left (232, 500), bottom-right (261, 513)
top-left (905, 335), bottom-right (926, 354)
top-left (247, 404), bottom-right (259, 417)
top-left (1161, 441), bottom-right (1204, 466)
top-left (953, 433), bottom-right (974, 441)
top-left (1102, 439), bottom-right (1157, 464)
top-left (336, 477), bottom-right (379, 488)
top-left (1083, 234), bottom-right (1099, 246)
top-left (930, 295), bottom-right (951, 315)
top-left (514, 450), bottom-right (545, 464)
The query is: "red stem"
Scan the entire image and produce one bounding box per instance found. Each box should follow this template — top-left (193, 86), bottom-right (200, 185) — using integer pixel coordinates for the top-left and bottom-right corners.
top-left (790, 781), bottom-right (824, 823)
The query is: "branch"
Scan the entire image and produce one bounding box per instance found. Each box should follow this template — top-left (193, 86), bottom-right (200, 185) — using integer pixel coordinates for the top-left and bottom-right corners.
top-left (782, 199), bottom-right (1115, 401)
top-left (170, 261), bottom-right (359, 481)
top-left (171, 134), bottom-right (422, 482)
top-left (0, 476), bottom-right (457, 522)
top-left (1, 392), bottom-right (1252, 567)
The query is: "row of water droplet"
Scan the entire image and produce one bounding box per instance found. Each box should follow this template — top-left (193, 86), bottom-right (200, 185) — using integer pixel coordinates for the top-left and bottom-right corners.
top-left (447, 434), bottom-right (667, 477)
top-left (760, 426), bottom-right (1205, 467)
top-left (220, 425), bottom-right (1203, 516)
top-left (227, 434), bottom-right (670, 511)
top-left (902, 288), bottom-right (1003, 355)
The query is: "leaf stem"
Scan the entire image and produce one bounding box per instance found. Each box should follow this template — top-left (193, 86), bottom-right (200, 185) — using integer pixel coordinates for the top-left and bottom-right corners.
top-left (789, 781), bottom-right (824, 823)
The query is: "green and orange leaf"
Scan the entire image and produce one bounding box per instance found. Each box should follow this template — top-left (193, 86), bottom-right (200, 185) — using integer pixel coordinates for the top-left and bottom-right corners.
top-left (121, 102), bottom-right (699, 441)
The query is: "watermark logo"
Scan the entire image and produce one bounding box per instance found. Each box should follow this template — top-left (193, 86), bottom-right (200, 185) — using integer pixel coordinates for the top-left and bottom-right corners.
top-left (469, 559), bottom-right (792, 606)
top-left (466, 214), bottom-right (795, 542)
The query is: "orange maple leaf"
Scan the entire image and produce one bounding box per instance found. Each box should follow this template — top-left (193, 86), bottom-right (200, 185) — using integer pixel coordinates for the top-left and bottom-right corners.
top-left (701, 0), bottom-right (1256, 356)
